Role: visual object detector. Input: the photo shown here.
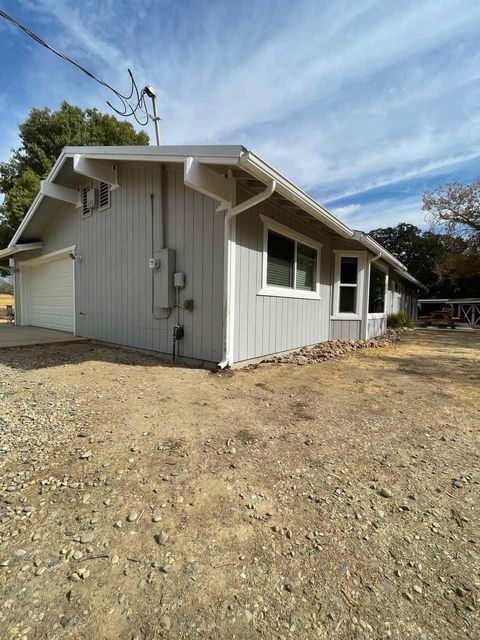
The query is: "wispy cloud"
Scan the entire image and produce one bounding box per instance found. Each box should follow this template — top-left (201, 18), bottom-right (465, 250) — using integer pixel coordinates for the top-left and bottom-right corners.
top-left (1, 0), bottom-right (479, 230)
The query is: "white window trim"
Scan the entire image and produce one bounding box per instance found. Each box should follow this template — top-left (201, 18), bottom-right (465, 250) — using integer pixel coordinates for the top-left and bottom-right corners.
top-left (331, 250), bottom-right (366, 320)
top-left (258, 214), bottom-right (323, 300)
top-left (368, 260), bottom-right (389, 319)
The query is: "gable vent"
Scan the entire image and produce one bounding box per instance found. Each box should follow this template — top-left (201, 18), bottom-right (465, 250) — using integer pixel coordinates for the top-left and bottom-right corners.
top-left (99, 181), bottom-right (110, 210)
top-left (82, 186), bottom-right (93, 218)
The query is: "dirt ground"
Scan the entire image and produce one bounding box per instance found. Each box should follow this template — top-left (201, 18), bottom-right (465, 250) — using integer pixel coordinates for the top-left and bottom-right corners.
top-left (0, 330), bottom-right (478, 640)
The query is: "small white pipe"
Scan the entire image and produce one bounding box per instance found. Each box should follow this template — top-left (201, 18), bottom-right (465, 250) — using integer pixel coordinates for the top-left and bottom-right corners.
top-left (217, 179), bottom-right (276, 369)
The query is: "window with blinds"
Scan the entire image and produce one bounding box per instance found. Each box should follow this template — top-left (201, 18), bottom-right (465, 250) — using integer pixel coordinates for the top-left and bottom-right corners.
top-left (266, 231), bottom-right (317, 292)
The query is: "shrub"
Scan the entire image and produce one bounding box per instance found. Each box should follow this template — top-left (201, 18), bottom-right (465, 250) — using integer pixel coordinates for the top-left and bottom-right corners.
top-left (387, 311), bottom-right (414, 329)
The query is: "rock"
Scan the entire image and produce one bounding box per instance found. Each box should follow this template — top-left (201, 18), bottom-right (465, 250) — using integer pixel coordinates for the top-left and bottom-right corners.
top-left (15, 549), bottom-right (27, 557)
top-left (127, 511), bottom-right (138, 522)
top-left (413, 585), bottom-right (423, 594)
top-left (154, 531), bottom-right (169, 546)
top-left (159, 564), bottom-right (171, 573)
top-left (378, 488), bottom-right (392, 498)
top-left (80, 532), bottom-right (94, 544)
top-left (402, 591), bottom-right (413, 602)
top-left (112, 555), bottom-right (119, 564)
top-left (73, 551), bottom-right (83, 560)
top-left (161, 615), bottom-right (171, 630)
top-left (304, 438), bottom-right (313, 446)
top-left (452, 479), bottom-right (463, 489)
top-left (77, 567), bottom-right (90, 580)
top-left (35, 566), bottom-right (46, 576)
top-left (152, 514), bottom-right (162, 523)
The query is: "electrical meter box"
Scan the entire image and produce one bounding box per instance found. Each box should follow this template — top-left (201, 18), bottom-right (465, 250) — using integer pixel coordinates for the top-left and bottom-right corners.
top-left (153, 248), bottom-right (176, 309)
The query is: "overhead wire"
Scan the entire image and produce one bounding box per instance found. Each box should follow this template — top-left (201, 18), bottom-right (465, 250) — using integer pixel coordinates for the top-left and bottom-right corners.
top-left (0, 9), bottom-right (153, 126)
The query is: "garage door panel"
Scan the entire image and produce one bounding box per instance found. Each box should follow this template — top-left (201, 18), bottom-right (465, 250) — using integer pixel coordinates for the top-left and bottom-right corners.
top-left (25, 255), bottom-right (74, 333)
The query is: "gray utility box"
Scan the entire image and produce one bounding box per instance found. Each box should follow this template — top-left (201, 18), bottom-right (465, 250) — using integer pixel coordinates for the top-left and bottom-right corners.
top-left (153, 248), bottom-right (176, 309)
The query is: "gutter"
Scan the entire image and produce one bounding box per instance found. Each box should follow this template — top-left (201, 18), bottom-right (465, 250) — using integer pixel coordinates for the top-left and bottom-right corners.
top-left (239, 150), bottom-right (354, 239)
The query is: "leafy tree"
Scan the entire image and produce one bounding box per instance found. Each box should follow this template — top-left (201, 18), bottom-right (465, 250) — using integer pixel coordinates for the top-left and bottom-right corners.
top-left (422, 178), bottom-right (480, 293)
top-left (423, 178), bottom-right (480, 245)
top-left (369, 223), bottom-right (449, 291)
top-left (369, 222), bottom-right (480, 297)
top-left (0, 102), bottom-right (149, 245)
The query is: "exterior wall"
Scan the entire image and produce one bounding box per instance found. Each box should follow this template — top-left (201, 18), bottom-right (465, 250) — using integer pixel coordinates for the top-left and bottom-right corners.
top-left (387, 276), bottom-right (418, 319)
top-left (366, 316), bottom-right (387, 338)
top-left (330, 319), bottom-right (361, 340)
top-left (233, 187), bottom-right (332, 363)
top-left (16, 163), bottom-right (224, 364)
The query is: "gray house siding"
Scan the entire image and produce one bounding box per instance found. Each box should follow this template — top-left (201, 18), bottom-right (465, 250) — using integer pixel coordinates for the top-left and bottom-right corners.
top-left (366, 316), bottom-right (387, 338)
top-left (16, 163), bottom-right (224, 365)
top-left (233, 188), bottom-right (332, 363)
top-left (330, 319), bottom-right (361, 340)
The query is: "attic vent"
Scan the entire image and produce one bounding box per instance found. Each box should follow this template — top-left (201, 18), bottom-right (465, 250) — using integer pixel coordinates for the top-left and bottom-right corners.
top-left (81, 185), bottom-right (93, 218)
top-left (99, 181), bottom-right (110, 210)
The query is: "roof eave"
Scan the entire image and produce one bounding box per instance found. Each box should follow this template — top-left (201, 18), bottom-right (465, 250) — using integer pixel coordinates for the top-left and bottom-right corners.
top-left (238, 150), bottom-right (354, 239)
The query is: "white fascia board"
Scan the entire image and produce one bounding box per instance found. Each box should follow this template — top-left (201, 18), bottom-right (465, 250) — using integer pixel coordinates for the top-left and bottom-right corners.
top-left (9, 149), bottom-right (70, 247)
top-left (238, 150), bottom-right (354, 239)
top-left (73, 154), bottom-right (119, 189)
top-left (354, 233), bottom-right (406, 270)
top-left (40, 180), bottom-right (82, 207)
top-left (0, 242), bottom-right (43, 259)
top-left (393, 268), bottom-right (426, 290)
top-left (9, 190), bottom-right (45, 247)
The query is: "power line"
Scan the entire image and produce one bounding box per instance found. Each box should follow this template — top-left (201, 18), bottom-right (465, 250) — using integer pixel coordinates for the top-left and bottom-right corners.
top-left (0, 9), bottom-right (156, 127)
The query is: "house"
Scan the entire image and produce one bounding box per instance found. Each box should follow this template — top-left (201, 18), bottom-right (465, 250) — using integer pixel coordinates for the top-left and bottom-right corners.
top-left (0, 145), bottom-right (423, 367)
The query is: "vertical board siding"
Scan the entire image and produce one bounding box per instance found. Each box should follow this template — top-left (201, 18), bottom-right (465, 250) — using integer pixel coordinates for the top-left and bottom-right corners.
top-left (233, 187), bottom-right (332, 363)
top-left (17, 163), bottom-right (224, 364)
top-left (330, 319), bottom-right (361, 340)
top-left (366, 317), bottom-right (387, 338)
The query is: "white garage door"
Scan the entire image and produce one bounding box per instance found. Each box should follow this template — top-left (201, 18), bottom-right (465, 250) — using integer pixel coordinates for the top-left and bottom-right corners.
top-left (24, 255), bottom-right (74, 333)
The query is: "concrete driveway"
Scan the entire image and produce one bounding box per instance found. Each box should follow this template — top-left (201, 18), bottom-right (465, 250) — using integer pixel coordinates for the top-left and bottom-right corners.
top-left (0, 325), bottom-right (86, 348)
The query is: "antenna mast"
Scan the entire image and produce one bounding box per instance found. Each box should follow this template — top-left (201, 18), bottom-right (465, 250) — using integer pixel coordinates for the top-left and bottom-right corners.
top-left (144, 86), bottom-right (160, 145)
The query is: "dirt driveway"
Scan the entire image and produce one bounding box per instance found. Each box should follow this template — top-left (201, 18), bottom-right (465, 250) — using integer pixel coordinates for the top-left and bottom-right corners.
top-left (0, 331), bottom-right (478, 640)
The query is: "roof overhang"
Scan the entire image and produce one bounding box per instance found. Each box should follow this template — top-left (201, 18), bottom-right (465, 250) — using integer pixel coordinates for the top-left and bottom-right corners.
top-left (0, 242), bottom-right (43, 259)
top-left (6, 144), bottom-right (424, 289)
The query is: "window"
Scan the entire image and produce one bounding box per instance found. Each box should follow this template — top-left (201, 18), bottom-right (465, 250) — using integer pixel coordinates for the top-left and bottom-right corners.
top-left (368, 263), bottom-right (387, 314)
top-left (339, 256), bottom-right (358, 313)
top-left (267, 232), bottom-right (294, 288)
top-left (332, 251), bottom-right (366, 318)
top-left (260, 215), bottom-right (322, 298)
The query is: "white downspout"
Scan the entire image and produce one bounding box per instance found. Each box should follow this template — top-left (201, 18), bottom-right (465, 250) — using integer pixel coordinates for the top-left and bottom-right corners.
top-left (217, 179), bottom-right (276, 369)
top-left (362, 253), bottom-right (382, 340)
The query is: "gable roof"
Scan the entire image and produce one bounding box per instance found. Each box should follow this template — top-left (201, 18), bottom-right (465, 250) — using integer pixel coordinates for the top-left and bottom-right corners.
top-left (5, 144), bottom-right (425, 289)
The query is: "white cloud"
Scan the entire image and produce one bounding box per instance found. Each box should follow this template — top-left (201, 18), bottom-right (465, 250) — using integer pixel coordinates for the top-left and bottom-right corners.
top-left (2, 0), bottom-right (480, 230)
top-left (331, 196), bottom-right (425, 231)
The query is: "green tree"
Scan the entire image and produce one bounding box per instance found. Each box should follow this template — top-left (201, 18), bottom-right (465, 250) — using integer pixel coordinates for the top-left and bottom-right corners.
top-left (0, 102), bottom-right (148, 245)
top-left (423, 178), bottom-right (480, 244)
top-left (369, 223), bottom-right (449, 291)
top-left (422, 178), bottom-right (480, 292)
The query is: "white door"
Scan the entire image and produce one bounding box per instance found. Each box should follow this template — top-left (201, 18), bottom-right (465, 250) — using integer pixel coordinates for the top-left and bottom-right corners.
top-left (24, 255), bottom-right (74, 333)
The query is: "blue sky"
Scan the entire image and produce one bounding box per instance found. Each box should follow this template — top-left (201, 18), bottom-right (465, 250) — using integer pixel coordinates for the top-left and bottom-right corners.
top-left (1, 0), bottom-right (479, 231)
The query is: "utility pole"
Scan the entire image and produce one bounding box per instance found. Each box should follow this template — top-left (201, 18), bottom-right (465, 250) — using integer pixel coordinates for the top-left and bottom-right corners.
top-left (144, 86), bottom-right (160, 145)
